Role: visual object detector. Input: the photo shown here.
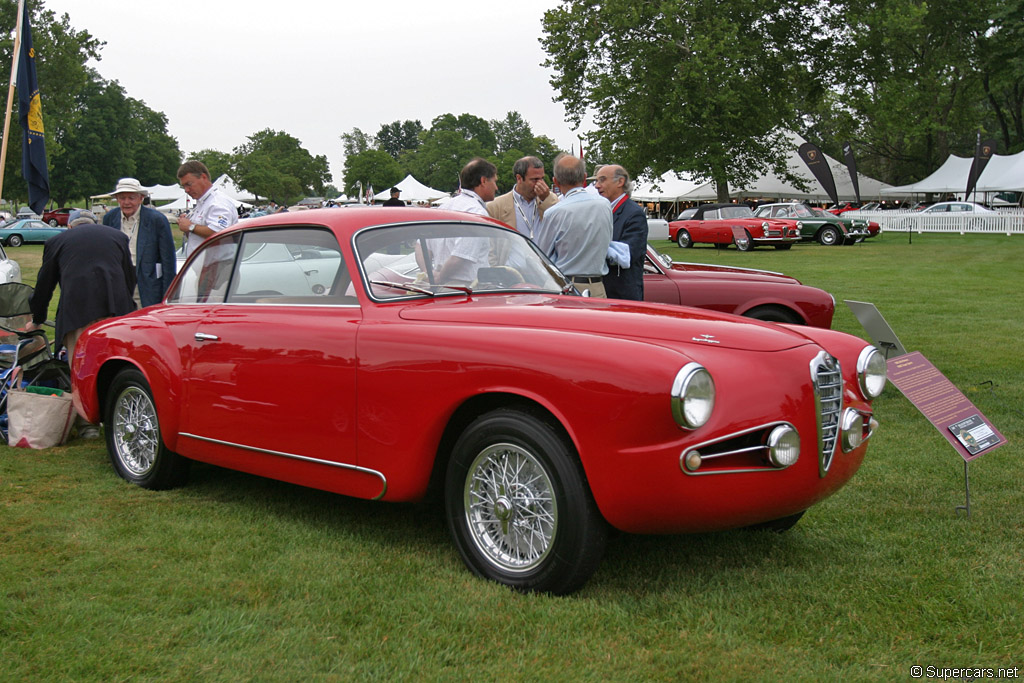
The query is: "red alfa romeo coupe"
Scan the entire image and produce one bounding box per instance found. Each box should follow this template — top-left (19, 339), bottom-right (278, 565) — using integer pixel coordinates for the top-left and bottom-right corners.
top-left (72, 207), bottom-right (886, 594)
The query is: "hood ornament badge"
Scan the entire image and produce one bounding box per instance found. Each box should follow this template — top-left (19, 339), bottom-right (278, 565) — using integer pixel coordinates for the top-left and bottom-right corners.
top-left (692, 334), bottom-right (720, 344)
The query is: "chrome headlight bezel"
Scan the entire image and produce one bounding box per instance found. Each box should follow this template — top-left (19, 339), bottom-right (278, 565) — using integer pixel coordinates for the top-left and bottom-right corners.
top-left (857, 345), bottom-right (887, 399)
top-left (671, 363), bottom-right (715, 430)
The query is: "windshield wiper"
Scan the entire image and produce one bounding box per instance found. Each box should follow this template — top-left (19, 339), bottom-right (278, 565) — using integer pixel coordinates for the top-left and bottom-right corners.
top-left (370, 280), bottom-right (435, 296)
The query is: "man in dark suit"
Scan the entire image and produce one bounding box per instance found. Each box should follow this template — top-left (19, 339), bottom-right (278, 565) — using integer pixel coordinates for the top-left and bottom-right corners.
top-left (102, 178), bottom-right (177, 307)
top-left (594, 164), bottom-right (649, 301)
top-left (28, 209), bottom-right (136, 438)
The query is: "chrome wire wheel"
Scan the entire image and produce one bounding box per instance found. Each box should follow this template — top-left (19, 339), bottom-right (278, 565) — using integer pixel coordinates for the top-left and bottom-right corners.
top-left (463, 442), bottom-right (557, 573)
top-left (111, 385), bottom-right (161, 477)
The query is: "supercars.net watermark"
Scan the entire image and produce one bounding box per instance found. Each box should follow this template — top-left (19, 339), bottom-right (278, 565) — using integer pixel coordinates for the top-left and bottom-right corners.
top-left (910, 666), bottom-right (1020, 680)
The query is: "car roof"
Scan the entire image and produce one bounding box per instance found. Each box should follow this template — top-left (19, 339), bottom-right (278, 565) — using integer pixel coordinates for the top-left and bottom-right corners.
top-left (225, 206), bottom-right (511, 238)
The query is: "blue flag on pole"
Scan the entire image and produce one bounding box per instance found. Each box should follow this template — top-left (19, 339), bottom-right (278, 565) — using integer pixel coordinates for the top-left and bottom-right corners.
top-left (17, 1), bottom-right (50, 215)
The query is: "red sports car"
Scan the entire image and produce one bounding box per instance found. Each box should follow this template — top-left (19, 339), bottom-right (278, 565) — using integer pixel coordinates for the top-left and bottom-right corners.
top-left (72, 207), bottom-right (885, 594)
top-left (643, 246), bottom-right (835, 326)
top-left (41, 207), bottom-right (75, 227)
top-left (669, 203), bottom-right (801, 250)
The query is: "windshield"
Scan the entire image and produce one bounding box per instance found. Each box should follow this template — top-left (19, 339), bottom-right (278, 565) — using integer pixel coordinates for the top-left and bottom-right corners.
top-left (355, 222), bottom-right (567, 300)
top-left (719, 206), bottom-right (755, 219)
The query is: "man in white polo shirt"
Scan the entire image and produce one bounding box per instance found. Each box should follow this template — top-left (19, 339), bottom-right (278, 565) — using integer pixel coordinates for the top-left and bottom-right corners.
top-left (175, 160), bottom-right (238, 256)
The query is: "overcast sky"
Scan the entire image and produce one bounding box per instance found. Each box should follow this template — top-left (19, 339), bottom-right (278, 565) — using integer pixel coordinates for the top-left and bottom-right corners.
top-left (42, 0), bottom-right (583, 186)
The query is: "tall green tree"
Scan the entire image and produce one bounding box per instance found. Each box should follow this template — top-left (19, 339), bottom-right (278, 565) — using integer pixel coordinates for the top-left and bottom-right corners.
top-left (188, 148), bottom-right (234, 181)
top-left (814, 0), bottom-right (995, 184)
top-left (0, 0), bottom-right (103, 206)
top-left (979, 0), bottom-right (1024, 153)
top-left (376, 119), bottom-right (423, 159)
top-left (342, 149), bottom-right (402, 197)
top-left (232, 129), bottom-right (331, 204)
top-left (541, 0), bottom-right (814, 200)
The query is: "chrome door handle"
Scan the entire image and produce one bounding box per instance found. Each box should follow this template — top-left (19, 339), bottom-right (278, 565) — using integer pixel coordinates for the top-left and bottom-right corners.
top-left (194, 333), bottom-right (220, 342)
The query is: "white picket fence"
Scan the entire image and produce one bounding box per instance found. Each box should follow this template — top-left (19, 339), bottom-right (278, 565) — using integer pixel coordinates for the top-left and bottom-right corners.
top-left (856, 209), bottom-right (1024, 235)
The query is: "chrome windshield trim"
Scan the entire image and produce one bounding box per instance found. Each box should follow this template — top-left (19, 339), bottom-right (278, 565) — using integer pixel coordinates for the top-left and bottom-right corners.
top-left (180, 432), bottom-right (387, 500)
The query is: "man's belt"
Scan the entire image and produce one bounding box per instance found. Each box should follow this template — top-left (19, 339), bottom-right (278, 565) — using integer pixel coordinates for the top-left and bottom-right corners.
top-left (570, 275), bottom-right (604, 283)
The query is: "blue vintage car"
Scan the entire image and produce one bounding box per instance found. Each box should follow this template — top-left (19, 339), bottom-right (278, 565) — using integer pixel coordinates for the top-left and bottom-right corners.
top-left (0, 219), bottom-right (67, 247)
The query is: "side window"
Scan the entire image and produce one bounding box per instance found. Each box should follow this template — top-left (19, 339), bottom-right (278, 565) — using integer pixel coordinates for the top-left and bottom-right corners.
top-left (167, 234), bottom-right (241, 304)
top-left (225, 227), bottom-right (353, 305)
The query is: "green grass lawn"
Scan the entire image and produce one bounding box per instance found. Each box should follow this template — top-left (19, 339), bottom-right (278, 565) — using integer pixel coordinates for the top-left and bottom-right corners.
top-left (2, 233), bottom-right (1022, 679)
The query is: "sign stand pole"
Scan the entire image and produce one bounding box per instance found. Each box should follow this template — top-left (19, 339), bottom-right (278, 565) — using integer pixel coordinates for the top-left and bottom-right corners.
top-left (955, 460), bottom-right (971, 518)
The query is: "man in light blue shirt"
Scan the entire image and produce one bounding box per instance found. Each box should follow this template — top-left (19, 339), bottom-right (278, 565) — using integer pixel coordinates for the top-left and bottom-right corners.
top-left (534, 154), bottom-right (613, 297)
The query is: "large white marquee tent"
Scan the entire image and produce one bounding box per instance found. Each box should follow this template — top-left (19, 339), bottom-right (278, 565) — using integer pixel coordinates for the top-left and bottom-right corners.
top-left (881, 149), bottom-right (1024, 196)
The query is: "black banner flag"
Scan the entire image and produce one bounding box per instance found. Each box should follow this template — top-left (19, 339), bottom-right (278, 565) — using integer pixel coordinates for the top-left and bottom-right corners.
top-left (17, 0), bottom-right (50, 215)
top-left (798, 142), bottom-right (838, 206)
top-left (843, 142), bottom-right (861, 204)
top-left (965, 136), bottom-right (998, 200)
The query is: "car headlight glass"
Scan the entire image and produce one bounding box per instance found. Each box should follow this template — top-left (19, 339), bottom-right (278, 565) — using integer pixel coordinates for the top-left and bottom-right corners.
top-left (857, 346), bottom-right (887, 399)
top-left (671, 363), bottom-right (715, 429)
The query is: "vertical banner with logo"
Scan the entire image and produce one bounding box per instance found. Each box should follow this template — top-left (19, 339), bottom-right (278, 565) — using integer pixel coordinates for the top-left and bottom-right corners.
top-left (842, 141), bottom-right (861, 205)
top-left (965, 135), bottom-right (998, 201)
top-left (16, 0), bottom-right (50, 215)
top-left (798, 142), bottom-right (838, 206)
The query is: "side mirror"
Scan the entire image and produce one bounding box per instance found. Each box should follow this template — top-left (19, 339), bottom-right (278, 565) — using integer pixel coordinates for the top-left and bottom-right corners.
top-left (659, 252), bottom-right (672, 267)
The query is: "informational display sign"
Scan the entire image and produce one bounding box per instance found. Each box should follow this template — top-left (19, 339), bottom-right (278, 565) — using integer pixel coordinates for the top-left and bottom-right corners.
top-left (886, 352), bottom-right (1006, 462)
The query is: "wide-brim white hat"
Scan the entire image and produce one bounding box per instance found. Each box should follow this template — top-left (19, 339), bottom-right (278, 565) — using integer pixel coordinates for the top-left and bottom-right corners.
top-left (111, 177), bottom-right (149, 196)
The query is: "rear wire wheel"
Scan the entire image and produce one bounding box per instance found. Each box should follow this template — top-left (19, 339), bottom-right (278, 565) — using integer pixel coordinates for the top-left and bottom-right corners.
top-left (104, 368), bottom-right (189, 490)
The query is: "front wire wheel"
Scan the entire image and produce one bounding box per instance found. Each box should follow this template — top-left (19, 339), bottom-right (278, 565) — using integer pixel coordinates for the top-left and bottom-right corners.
top-left (446, 409), bottom-right (607, 594)
top-left (464, 443), bottom-right (557, 573)
top-left (105, 368), bottom-right (188, 489)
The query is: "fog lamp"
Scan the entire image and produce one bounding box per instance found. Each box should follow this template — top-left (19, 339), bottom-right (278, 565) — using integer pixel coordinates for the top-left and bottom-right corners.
top-left (841, 409), bottom-right (865, 452)
top-left (766, 425), bottom-right (800, 468)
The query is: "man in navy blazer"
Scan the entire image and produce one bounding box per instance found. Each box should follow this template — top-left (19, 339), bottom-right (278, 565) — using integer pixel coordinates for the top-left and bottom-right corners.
top-left (102, 178), bottom-right (177, 307)
top-left (594, 165), bottom-right (649, 300)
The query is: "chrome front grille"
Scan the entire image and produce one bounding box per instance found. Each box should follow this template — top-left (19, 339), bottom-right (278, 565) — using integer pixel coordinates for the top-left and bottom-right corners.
top-left (811, 351), bottom-right (843, 476)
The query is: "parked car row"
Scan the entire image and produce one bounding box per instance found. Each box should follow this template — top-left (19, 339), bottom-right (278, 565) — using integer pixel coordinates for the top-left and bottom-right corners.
top-left (74, 207), bottom-right (886, 594)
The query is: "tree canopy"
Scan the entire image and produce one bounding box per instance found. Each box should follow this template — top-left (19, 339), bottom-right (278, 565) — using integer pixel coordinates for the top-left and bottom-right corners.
top-left (541, 0), bottom-right (1024, 191)
top-left (341, 113), bottom-right (567, 198)
top-left (231, 129), bottom-right (332, 204)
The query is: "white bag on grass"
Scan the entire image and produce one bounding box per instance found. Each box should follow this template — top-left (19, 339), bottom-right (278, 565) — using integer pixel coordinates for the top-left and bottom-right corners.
top-left (7, 387), bottom-right (76, 449)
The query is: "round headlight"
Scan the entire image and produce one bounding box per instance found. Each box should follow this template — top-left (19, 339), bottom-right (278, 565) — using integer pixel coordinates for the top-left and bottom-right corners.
top-left (857, 346), bottom-right (887, 399)
top-left (766, 424), bottom-right (800, 468)
top-left (841, 408), bottom-right (865, 452)
top-left (671, 364), bottom-right (715, 430)
top-left (761, 221), bottom-right (770, 230)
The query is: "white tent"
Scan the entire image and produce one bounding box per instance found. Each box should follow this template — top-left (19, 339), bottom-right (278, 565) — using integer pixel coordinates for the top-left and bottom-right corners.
top-left (880, 149), bottom-right (1024, 196)
top-left (879, 156), bottom-right (973, 195)
top-left (675, 131), bottom-right (892, 201)
top-left (372, 174), bottom-right (450, 203)
top-left (632, 173), bottom-right (704, 202)
top-left (213, 174), bottom-right (259, 203)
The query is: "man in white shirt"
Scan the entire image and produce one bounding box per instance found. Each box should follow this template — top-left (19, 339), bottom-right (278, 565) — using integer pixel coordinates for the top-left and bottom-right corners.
top-left (432, 158), bottom-right (497, 283)
top-left (175, 160), bottom-right (238, 256)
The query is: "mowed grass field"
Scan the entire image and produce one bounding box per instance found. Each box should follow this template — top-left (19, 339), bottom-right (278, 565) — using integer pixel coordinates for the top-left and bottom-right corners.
top-left (2, 233), bottom-right (1022, 680)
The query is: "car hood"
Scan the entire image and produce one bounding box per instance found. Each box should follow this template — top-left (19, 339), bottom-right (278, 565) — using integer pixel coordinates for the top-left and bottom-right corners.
top-left (667, 262), bottom-right (800, 284)
top-left (397, 295), bottom-right (815, 352)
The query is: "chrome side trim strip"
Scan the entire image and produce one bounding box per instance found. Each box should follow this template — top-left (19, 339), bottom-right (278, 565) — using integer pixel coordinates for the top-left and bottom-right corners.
top-left (180, 432), bottom-right (388, 500)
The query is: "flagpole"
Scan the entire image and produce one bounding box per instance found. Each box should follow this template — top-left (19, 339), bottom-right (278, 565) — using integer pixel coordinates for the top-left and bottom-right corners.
top-left (0, 0), bottom-right (27, 203)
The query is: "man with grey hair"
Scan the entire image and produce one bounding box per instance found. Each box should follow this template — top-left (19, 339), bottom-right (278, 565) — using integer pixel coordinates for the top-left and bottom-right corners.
top-left (533, 154), bottom-right (612, 297)
top-left (486, 156), bottom-right (557, 240)
top-left (594, 164), bottom-right (648, 300)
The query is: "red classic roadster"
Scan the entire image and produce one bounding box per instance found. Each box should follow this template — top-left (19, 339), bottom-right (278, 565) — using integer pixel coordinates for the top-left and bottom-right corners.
top-left (72, 207), bottom-right (885, 594)
top-left (669, 202), bottom-right (801, 250)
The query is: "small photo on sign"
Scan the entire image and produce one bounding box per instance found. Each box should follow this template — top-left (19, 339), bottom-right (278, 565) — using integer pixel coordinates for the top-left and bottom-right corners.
top-left (948, 414), bottom-right (1001, 455)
